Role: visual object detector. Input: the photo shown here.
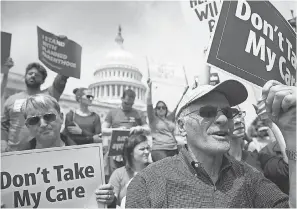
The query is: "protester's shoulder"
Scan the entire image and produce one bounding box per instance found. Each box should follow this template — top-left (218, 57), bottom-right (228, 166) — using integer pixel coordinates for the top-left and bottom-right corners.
top-left (130, 108), bottom-right (142, 116)
top-left (138, 155), bottom-right (180, 178)
top-left (112, 166), bottom-right (127, 176)
top-left (4, 92), bottom-right (27, 104)
top-left (107, 107), bottom-right (121, 115)
top-left (226, 154), bottom-right (260, 175)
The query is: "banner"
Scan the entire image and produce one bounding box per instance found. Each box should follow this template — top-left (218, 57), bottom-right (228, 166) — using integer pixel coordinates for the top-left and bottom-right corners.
top-left (108, 130), bottom-right (130, 157)
top-left (1, 144), bottom-right (105, 208)
top-left (181, 0), bottom-right (222, 35)
top-left (37, 26), bottom-right (82, 79)
top-left (206, 0), bottom-right (296, 87)
top-left (1, 31), bottom-right (12, 73)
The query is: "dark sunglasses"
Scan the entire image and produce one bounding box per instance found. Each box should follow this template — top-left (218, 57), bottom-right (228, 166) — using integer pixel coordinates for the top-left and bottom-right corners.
top-left (189, 105), bottom-right (239, 119)
top-left (86, 95), bottom-right (94, 100)
top-left (156, 106), bottom-right (166, 110)
top-left (25, 113), bottom-right (57, 126)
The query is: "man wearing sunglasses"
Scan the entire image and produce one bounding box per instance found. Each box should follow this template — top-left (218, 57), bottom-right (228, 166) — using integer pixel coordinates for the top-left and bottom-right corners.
top-left (126, 80), bottom-right (296, 208)
top-left (21, 94), bottom-right (75, 149)
top-left (1, 62), bottom-right (68, 152)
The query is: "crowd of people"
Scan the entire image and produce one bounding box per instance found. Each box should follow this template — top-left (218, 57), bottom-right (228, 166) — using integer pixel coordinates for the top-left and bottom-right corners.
top-left (1, 57), bottom-right (296, 208)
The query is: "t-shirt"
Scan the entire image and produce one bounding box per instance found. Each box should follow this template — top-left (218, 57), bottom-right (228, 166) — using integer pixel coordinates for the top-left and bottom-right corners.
top-left (147, 104), bottom-right (177, 150)
top-left (108, 166), bottom-right (132, 206)
top-left (1, 75), bottom-right (67, 151)
top-left (64, 111), bottom-right (102, 145)
top-left (105, 107), bottom-right (145, 129)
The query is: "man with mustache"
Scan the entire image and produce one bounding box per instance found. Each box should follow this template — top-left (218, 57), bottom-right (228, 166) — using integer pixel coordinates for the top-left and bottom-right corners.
top-left (1, 62), bottom-right (68, 152)
top-left (126, 80), bottom-right (296, 208)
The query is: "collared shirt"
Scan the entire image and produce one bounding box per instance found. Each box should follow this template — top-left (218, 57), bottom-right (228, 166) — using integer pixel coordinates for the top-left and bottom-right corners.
top-left (126, 146), bottom-right (289, 208)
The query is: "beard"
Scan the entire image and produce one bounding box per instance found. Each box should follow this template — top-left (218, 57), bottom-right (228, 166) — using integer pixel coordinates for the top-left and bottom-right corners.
top-left (25, 79), bottom-right (42, 89)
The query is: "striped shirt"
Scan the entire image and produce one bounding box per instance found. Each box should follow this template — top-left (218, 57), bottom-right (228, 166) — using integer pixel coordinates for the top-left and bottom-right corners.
top-left (126, 146), bottom-right (289, 208)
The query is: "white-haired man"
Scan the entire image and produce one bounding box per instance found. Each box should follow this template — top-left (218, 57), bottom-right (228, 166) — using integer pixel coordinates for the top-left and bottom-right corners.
top-left (21, 94), bottom-right (76, 149)
top-left (126, 80), bottom-right (296, 208)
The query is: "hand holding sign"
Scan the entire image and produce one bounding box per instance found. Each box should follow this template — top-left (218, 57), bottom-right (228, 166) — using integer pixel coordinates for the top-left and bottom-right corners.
top-left (93, 134), bottom-right (103, 143)
top-left (1, 57), bottom-right (14, 74)
top-left (262, 80), bottom-right (296, 134)
top-left (95, 184), bottom-right (115, 206)
top-left (129, 126), bottom-right (144, 135)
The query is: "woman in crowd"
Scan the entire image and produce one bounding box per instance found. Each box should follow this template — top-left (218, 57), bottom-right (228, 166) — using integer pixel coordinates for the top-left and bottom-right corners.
top-left (64, 88), bottom-right (102, 144)
top-left (95, 134), bottom-right (151, 207)
top-left (146, 79), bottom-right (179, 162)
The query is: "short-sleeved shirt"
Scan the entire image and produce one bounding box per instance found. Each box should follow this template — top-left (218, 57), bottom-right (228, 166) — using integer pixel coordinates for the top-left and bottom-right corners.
top-left (105, 107), bottom-right (145, 129)
top-left (126, 145), bottom-right (289, 208)
top-left (108, 166), bottom-right (133, 206)
top-left (1, 75), bottom-right (67, 151)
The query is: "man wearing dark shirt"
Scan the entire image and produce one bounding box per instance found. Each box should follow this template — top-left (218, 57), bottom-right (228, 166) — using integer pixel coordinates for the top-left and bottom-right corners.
top-left (126, 80), bottom-right (296, 208)
top-left (1, 62), bottom-right (68, 152)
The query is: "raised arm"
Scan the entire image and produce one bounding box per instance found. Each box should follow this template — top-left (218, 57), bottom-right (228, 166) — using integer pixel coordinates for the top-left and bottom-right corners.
top-left (146, 78), bottom-right (155, 124)
top-left (47, 74), bottom-right (69, 101)
top-left (261, 80), bottom-right (296, 207)
top-left (1, 58), bottom-right (14, 97)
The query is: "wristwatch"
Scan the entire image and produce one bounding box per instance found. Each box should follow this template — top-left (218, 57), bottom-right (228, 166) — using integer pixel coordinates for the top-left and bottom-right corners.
top-left (285, 149), bottom-right (297, 161)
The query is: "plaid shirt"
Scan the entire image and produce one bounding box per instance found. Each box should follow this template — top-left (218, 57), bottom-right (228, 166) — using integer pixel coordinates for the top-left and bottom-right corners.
top-left (126, 146), bottom-right (289, 208)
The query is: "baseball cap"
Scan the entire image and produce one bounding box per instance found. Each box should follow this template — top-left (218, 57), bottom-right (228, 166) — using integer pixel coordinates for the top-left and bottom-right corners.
top-left (176, 79), bottom-right (248, 118)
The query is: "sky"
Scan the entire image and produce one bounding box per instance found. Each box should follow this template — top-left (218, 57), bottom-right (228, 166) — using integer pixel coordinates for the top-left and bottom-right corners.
top-left (1, 0), bottom-right (296, 125)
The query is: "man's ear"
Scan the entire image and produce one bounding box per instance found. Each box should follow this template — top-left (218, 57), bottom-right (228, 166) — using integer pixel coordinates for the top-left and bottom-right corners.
top-left (60, 112), bottom-right (64, 121)
top-left (177, 118), bottom-right (185, 131)
top-left (177, 118), bottom-right (187, 137)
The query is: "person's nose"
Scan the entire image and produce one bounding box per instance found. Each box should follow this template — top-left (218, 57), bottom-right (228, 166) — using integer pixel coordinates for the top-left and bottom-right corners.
top-left (39, 117), bottom-right (48, 127)
top-left (144, 148), bottom-right (150, 154)
top-left (214, 111), bottom-right (228, 126)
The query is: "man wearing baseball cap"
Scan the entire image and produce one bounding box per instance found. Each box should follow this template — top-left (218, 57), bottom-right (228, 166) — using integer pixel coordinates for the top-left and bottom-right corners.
top-left (126, 80), bottom-right (296, 208)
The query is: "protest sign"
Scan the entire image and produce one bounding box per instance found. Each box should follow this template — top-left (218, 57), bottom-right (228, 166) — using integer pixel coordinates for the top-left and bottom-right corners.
top-left (1, 144), bottom-right (105, 208)
top-left (37, 26), bottom-right (82, 79)
top-left (108, 130), bottom-right (130, 156)
top-left (206, 0), bottom-right (296, 87)
top-left (181, 0), bottom-right (222, 34)
top-left (1, 31), bottom-right (12, 73)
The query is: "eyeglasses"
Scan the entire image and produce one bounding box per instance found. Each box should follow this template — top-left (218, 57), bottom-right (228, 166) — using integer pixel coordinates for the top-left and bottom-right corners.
top-left (86, 95), bottom-right (94, 100)
top-left (156, 106), bottom-right (166, 110)
top-left (25, 113), bottom-right (57, 126)
top-left (186, 105), bottom-right (239, 119)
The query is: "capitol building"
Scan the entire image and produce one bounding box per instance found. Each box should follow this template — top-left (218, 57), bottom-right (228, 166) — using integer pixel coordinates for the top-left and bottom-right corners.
top-left (1, 26), bottom-right (147, 121)
top-left (89, 26), bottom-right (147, 110)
